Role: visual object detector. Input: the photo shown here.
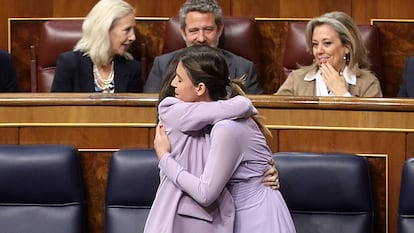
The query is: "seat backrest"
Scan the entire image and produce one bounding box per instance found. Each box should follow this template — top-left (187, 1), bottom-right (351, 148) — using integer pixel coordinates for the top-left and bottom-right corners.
top-left (398, 158), bottom-right (414, 233)
top-left (32, 20), bottom-right (83, 92)
top-left (273, 152), bottom-right (374, 233)
top-left (162, 16), bottom-right (263, 84)
top-left (282, 22), bottom-right (383, 91)
top-left (31, 20), bottom-right (147, 92)
top-left (104, 149), bottom-right (159, 233)
top-left (0, 144), bottom-right (87, 233)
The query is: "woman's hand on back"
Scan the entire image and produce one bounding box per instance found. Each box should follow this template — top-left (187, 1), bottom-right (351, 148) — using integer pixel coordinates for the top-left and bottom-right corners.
top-left (262, 159), bottom-right (280, 190)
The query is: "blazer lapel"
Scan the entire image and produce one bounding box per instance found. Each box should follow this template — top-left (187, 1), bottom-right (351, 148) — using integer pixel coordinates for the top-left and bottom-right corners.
top-left (79, 55), bottom-right (95, 91)
top-left (113, 59), bottom-right (128, 92)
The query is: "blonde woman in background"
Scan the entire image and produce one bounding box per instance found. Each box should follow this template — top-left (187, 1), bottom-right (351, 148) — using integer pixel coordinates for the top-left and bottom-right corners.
top-left (51, 0), bottom-right (142, 93)
top-left (276, 11), bottom-right (382, 97)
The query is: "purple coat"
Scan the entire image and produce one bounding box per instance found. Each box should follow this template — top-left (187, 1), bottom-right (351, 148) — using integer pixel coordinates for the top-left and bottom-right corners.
top-left (144, 96), bottom-right (255, 233)
top-left (156, 101), bottom-right (296, 233)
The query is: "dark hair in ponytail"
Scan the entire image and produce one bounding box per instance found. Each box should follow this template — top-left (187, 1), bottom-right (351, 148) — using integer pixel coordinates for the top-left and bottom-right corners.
top-left (179, 45), bottom-right (229, 101)
top-left (157, 44), bottom-right (271, 136)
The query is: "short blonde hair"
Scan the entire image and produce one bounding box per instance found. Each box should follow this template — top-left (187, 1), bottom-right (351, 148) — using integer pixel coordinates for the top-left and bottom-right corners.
top-left (305, 11), bottom-right (370, 73)
top-left (75, 0), bottom-right (135, 65)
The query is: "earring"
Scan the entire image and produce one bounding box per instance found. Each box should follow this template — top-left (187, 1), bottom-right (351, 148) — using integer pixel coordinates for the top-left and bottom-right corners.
top-left (343, 53), bottom-right (350, 64)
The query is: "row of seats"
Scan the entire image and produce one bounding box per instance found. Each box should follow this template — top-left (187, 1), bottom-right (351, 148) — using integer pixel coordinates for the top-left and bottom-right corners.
top-left (30, 17), bottom-right (383, 93)
top-left (0, 145), bottom-right (159, 233)
top-left (31, 17), bottom-right (264, 92)
top-left (0, 144), bottom-right (412, 233)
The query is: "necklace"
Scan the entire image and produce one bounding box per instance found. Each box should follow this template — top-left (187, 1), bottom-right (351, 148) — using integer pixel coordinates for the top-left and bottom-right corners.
top-left (93, 61), bottom-right (114, 91)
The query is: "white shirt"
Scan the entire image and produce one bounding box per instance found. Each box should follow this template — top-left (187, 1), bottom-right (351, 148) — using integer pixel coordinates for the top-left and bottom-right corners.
top-left (304, 66), bottom-right (356, 96)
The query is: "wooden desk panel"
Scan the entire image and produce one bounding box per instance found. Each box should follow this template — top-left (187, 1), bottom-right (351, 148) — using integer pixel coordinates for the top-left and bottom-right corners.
top-left (1, 93), bottom-right (412, 233)
top-left (0, 128), bottom-right (19, 143)
top-left (19, 127), bottom-right (150, 149)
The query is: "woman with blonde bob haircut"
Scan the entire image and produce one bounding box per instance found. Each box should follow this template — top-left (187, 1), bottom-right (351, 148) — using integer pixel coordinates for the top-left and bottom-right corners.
top-left (305, 11), bottom-right (369, 74)
top-left (276, 11), bottom-right (382, 97)
top-left (51, 0), bottom-right (143, 93)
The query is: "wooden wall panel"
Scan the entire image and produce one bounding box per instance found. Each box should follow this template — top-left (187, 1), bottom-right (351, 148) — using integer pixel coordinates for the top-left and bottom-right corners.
top-left (1, 0), bottom-right (53, 50)
top-left (353, 0), bottom-right (414, 28)
top-left (135, 19), bottom-right (169, 71)
top-left (52, 0), bottom-right (97, 16)
top-left (257, 19), bottom-right (309, 93)
top-left (134, 0), bottom-right (231, 17)
top-left (3, 0), bottom-right (414, 50)
top-left (0, 128), bottom-right (19, 144)
top-left (373, 20), bottom-right (414, 97)
top-left (79, 151), bottom-right (112, 233)
top-left (9, 20), bottom-right (43, 91)
top-left (133, 0), bottom-right (182, 17)
top-left (231, 0), bottom-right (280, 18)
top-left (352, 0), bottom-right (377, 24)
top-left (266, 129), bottom-right (279, 152)
top-left (218, 0), bottom-right (232, 15)
top-left (376, 0), bottom-right (414, 19)
top-left (407, 133), bottom-right (414, 159)
top-left (279, 0), bottom-right (351, 18)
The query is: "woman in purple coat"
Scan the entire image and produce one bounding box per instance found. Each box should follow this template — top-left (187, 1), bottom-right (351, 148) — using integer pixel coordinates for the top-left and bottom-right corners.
top-left (151, 45), bottom-right (296, 233)
top-left (144, 46), bottom-right (280, 233)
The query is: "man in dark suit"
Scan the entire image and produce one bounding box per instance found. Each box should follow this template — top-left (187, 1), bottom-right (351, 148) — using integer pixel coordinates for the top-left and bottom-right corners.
top-left (144, 0), bottom-right (263, 94)
top-left (0, 49), bottom-right (20, 92)
top-left (398, 56), bottom-right (414, 97)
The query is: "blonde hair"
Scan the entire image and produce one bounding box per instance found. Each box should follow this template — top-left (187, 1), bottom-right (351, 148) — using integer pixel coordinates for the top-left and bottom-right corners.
top-left (74, 0), bottom-right (135, 65)
top-left (305, 11), bottom-right (370, 74)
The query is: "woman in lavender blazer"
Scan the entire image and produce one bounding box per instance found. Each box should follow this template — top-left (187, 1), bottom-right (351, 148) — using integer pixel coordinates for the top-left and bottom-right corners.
top-left (147, 45), bottom-right (295, 233)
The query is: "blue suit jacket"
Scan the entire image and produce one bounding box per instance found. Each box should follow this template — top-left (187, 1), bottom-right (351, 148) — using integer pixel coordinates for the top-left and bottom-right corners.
top-left (0, 50), bottom-right (20, 92)
top-left (398, 56), bottom-right (414, 97)
top-left (51, 51), bottom-right (142, 92)
top-left (144, 48), bottom-right (263, 94)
